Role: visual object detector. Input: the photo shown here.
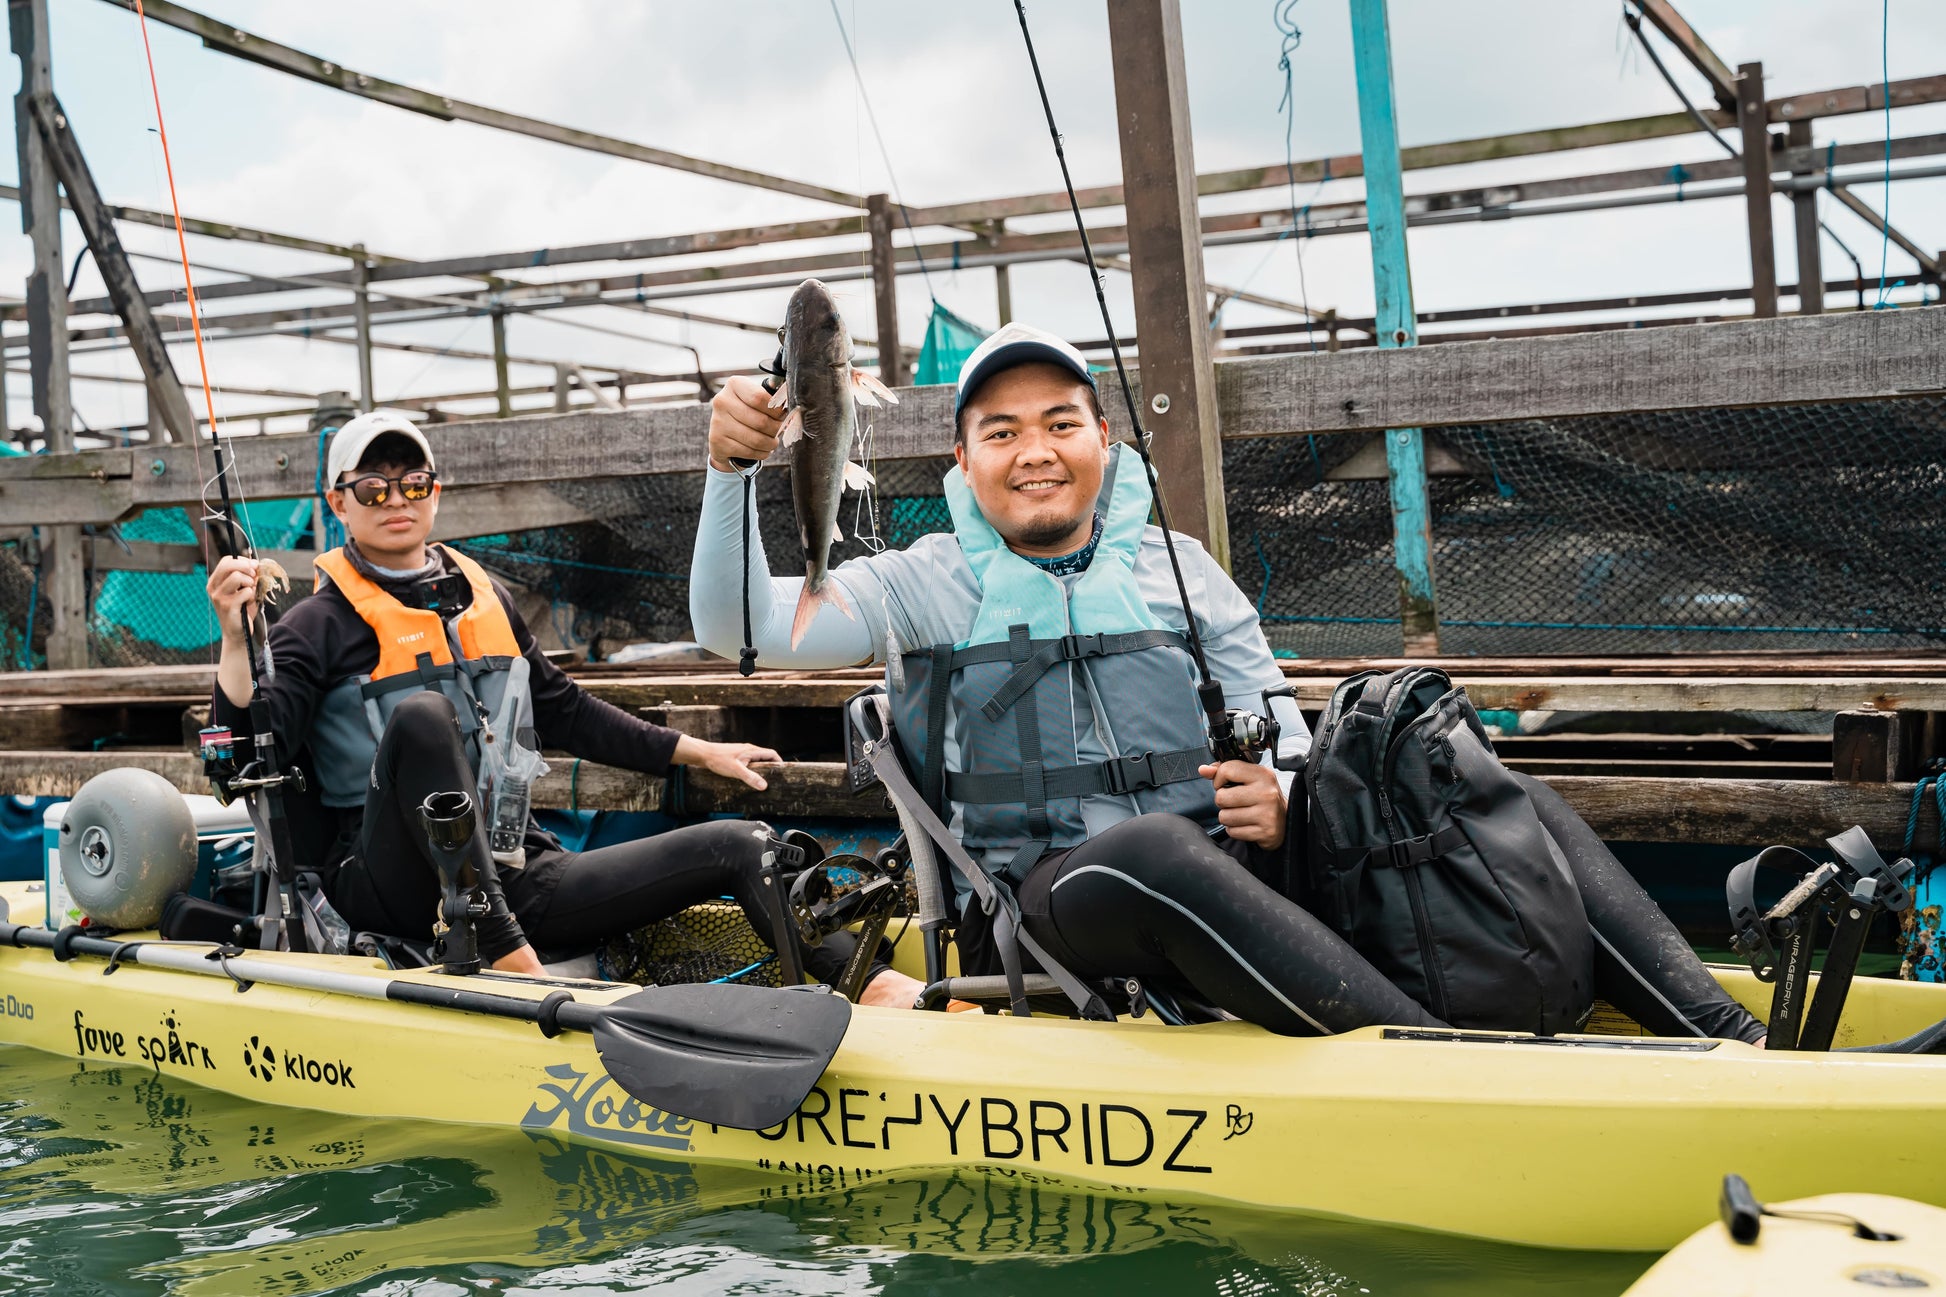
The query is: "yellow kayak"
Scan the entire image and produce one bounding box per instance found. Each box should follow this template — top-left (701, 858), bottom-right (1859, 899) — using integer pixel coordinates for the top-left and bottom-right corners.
top-left (1624, 1193), bottom-right (1946, 1295)
top-left (4, 878), bottom-right (1944, 1252)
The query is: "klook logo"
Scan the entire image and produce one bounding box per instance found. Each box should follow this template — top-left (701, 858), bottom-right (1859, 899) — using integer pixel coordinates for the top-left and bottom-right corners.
top-left (243, 1035), bottom-right (277, 1083)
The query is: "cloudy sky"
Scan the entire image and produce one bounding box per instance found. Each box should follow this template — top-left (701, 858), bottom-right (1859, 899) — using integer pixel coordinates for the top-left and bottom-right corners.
top-left (7, 0), bottom-right (1946, 437)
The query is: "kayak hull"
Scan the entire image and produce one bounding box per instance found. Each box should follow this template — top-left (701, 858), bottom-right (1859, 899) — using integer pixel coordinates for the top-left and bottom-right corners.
top-left (4, 881), bottom-right (1944, 1251)
top-left (1623, 1194), bottom-right (1946, 1295)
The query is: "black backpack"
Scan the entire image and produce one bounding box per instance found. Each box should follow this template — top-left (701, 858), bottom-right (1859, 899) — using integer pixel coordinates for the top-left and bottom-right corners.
top-left (1302, 668), bottom-right (1593, 1035)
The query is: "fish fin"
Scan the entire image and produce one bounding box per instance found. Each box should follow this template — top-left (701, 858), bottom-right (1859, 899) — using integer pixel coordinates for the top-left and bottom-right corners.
top-left (789, 578), bottom-right (856, 650)
top-left (767, 379), bottom-right (790, 410)
top-left (843, 460), bottom-right (875, 492)
top-left (776, 407), bottom-right (805, 447)
top-left (854, 369), bottom-right (900, 406)
top-left (831, 521), bottom-right (844, 544)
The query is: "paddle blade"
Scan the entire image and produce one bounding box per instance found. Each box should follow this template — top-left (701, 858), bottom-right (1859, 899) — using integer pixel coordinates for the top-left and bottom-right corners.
top-left (588, 983), bottom-right (851, 1130)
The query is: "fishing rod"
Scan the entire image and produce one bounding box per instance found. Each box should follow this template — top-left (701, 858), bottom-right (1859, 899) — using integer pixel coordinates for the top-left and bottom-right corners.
top-left (130, 0), bottom-right (310, 952)
top-left (1009, 1), bottom-right (1270, 765)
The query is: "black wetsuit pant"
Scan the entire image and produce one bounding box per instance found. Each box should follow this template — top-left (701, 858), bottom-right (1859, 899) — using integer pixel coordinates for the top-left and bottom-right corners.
top-left (326, 691), bottom-right (860, 981)
top-left (1014, 772), bottom-right (1764, 1042)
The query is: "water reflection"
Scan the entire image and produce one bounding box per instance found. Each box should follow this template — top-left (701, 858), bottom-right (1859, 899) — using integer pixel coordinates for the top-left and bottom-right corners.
top-left (0, 1046), bottom-right (1652, 1295)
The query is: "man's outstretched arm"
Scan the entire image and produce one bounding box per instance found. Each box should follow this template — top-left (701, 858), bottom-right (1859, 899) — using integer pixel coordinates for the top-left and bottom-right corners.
top-left (689, 375), bottom-right (880, 668)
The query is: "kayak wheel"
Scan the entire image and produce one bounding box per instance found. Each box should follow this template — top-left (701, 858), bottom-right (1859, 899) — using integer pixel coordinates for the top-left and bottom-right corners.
top-left (58, 768), bottom-right (198, 929)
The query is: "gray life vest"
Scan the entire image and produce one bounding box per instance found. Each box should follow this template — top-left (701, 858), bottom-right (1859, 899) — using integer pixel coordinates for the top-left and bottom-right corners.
top-left (885, 445), bottom-right (1217, 884)
top-left (306, 545), bottom-right (528, 808)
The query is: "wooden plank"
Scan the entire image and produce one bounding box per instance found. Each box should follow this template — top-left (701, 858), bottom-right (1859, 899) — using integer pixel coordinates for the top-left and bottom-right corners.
top-left (1108, 0), bottom-right (1227, 567)
top-left (1213, 307), bottom-right (1946, 439)
top-left (14, 306), bottom-right (1942, 527)
top-left (1768, 74), bottom-right (1946, 124)
top-left (572, 673), bottom-right (1946, 715)
top-left (1631, 0), bottom-right (1739, 107)
top-left (0, 748), bottom-right (1914, 845)
top-left (1736, 64), bottom-right (1779, 319)
top-left (1544, 775), bottom-right (1918, 845)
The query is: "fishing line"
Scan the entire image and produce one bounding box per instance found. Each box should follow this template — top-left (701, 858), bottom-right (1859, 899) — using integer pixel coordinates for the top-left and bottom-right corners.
top-left (828, 0), bottom-right (939, 305)
top-left (1272, 0), bottom-right (1321, 352)
top-left (1008, 0), bottom-right (1220, 706)
top-left (130, 0), bottom-right (256, 562)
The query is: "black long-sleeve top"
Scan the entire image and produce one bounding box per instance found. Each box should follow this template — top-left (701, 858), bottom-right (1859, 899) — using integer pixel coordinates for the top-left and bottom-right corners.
top-left (210, 548), bottom-right (682, 880)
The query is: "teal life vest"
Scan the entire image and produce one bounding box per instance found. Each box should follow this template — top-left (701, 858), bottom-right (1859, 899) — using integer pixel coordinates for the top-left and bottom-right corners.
top-left (885, 443), bottom-right (1218, 883)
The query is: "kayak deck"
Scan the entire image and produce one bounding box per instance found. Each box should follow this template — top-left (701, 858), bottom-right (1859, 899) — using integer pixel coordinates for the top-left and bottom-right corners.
top-left (3, 879), bottom-right (1943, 1251)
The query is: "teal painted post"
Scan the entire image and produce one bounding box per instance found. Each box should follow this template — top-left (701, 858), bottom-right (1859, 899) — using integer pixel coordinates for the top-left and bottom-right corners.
top-left (1348, 0), bottom-right (1441, 654)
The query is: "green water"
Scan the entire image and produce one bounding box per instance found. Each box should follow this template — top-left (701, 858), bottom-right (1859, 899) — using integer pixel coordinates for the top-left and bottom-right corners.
top-left (0, 1045), bottom-right (1658, 1296)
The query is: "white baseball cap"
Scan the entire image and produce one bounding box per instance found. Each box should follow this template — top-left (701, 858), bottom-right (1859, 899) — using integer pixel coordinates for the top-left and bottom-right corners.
top-left (954, 322), bottom-right (1098, 419)
top-left (325, 410), bottom-right (435, 487)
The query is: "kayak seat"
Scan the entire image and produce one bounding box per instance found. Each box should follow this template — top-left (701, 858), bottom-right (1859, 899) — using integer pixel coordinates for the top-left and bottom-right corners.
top-left (845, 687), bottom-right (1131, 1023)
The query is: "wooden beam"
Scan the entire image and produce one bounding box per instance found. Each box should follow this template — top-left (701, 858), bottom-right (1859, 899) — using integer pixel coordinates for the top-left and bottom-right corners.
top-left (1210, 308), bottom-right (1946, 440)
top-left (9, 0), bottom-right (83, 670)
top-left (4, 308), bottom-right (1942, 526)
top-left (1629, 0), bottom-right (1739, 108)
top-left (0, 747), bottom-right (1918, 845)
top-left (103, 0), bottom-right (865, 209)
top-left (25, 92), bottom-right (197, 443)
top-left (1827, 185), bottom-right (1944, 281)
top-left (1350, 0), bottom-right (1439, 653)
top-left (1768, 74), bottom-right (1946, 125)
top-left (1107, 0), bottom-right (1227, 567)
top-left (1737, 64), bottom-right (1779, 319)
top-left (865, 194), bottom-right (905, 388)
top-left (1787, 121), bottom-right (1823, 315)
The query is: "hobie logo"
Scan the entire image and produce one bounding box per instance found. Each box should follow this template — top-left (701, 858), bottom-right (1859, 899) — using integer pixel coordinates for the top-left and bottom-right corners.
top-left (521, 1062), bottom-right (694, 1153)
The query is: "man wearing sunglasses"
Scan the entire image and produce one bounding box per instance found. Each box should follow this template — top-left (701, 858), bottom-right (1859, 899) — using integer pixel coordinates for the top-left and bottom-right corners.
top-left (204, 410), bottom-right (846, 981)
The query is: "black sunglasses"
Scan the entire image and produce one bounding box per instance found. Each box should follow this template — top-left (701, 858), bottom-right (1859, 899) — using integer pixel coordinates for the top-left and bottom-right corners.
top-left (335, 469), bottom-right (437, 506)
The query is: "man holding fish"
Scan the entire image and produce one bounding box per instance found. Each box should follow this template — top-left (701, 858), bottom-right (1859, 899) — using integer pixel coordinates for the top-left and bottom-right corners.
top-left (692, 282), bottom-right (1445, 1032)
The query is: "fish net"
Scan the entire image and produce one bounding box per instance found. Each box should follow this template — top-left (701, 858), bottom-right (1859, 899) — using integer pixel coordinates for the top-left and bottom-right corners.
top-left (5, 394), bottom-right (1942, 664)
top-left (598, 902), bottom-right (783, 988)
top-left (448, 394), bottom-right (1946, 658)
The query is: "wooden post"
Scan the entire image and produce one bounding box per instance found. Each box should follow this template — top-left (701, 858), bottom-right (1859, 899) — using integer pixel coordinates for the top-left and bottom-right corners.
top-left (865, 193), bottom-right (905, 387)
top-left (553, 363), bottom-right (571, 413)
top-left (1786, 121), bottom-right (1823, 314)
top-left (1832, 709), bottom-right (1914, 782)
top-left (1106, 0), bottom-right (1229, 569)
top-left (989, 220), bottom-right (1013, 326)
top-left (11, 0), bottom-right (82, 668)
top-left (1737, 62), bottom-right (1779, 319)
top-left (1348, 0), bottom-right (1440, 653)
top-left (351, 244), bottom-right (374, 408)
top-left (490, 309), bottom-right (511, 418)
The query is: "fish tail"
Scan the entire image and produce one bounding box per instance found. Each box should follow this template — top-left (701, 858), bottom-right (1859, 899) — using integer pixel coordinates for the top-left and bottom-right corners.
top-left (790, 577), bottom-right (855, 649)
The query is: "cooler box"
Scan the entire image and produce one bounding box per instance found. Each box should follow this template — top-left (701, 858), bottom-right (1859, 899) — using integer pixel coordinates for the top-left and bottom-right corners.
top-left (43, 794), bottom-right (256, 930)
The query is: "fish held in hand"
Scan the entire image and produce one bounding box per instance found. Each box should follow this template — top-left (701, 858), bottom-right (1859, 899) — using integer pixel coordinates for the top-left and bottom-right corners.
top-left (776, 278), bottom-right (897, 649)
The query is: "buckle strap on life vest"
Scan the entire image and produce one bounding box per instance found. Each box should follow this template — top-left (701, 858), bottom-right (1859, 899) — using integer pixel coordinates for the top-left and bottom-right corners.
top-left (947, 743), bottom-right (1211, 805)
top-left (978, 628), bottom-right (1190, 721)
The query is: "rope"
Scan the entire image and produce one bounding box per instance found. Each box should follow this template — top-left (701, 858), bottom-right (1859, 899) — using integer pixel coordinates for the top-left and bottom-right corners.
top-left (1903, 774), bottom-right (1935, 859)
top-left (1010, 1), bottom-right (1218, 709)
top-left (827, 0), bottom-right (938, 303)
top-left (312, 424), bottom-right (346, 551)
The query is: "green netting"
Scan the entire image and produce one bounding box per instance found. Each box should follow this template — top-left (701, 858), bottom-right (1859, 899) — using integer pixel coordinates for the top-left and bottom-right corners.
top-left (912, 303), bottom-right (990, 387)
top-left (93, 499), bottom-right (318, 654)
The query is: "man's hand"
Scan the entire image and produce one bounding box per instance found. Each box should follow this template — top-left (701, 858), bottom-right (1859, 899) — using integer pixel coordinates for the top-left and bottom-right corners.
top-left (708, 374), bottom-right (787, 473)
top-left (205, 554), bottom-right (261, 646)
top-left (673, 735), bottom-right (784, 790)
top-left (1200, 759), bottom-right (1288, 850)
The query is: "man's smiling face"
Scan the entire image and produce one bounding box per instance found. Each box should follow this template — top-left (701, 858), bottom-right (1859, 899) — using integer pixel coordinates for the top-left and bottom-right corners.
top-left (953, 362), bottom-right (1110, 558)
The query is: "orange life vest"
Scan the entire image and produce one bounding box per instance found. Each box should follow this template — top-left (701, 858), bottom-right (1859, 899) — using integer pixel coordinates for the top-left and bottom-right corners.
top-left (312, 545), bottom-right (520, 679)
